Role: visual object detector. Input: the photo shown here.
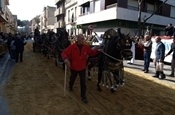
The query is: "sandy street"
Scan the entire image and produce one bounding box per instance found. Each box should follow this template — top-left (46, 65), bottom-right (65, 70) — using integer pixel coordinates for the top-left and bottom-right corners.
top-left (3, 43), bottom-right (175, 115)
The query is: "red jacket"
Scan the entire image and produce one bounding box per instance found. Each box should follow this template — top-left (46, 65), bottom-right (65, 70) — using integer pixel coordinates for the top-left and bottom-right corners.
top-left (62, 43), bottom-right (99, 71)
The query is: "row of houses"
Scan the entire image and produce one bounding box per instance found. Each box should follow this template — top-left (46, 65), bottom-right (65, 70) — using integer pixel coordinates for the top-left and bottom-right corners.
top-left (31, 0), bottom-right (175, 37)
top-left (0, 0), bottom-right (18, 34)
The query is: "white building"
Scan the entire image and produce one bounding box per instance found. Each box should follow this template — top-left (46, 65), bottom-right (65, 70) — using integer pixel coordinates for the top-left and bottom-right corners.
top-left (65, 0), bottom-right (81, 35)
top-left (77, 0), bottom-right (175, 37)
top-left (40, 6), bottom-right (56, 33)
top-left (55, 0), bottom-right (66, 33)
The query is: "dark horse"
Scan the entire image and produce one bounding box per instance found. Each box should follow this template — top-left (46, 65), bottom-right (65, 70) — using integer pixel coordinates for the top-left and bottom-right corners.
top-left (41, 29), bottom-right (70, 69)
top-left (33, 27), bottom-right (43, 52)
top-left (54, 29), bottom-right (71, 68)
top-left (88, 28), bottom-right (133, 92)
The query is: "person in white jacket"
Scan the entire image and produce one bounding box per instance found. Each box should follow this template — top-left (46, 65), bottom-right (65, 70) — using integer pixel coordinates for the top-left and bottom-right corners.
top-left (127, 41), bottom-right (135, 64)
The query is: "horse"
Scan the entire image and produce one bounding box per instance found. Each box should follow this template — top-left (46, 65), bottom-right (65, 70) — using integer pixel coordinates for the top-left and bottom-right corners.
top-left (87, 28), bottom-right (133, 92)
top-left (53, 29), bottom-right (71, 68)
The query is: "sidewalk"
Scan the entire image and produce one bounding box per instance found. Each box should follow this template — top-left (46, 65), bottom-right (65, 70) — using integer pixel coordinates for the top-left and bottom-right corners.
top-left (123, 60), bottom-right (175, 89)
top-left (0, 53), bottom-right (10, 78)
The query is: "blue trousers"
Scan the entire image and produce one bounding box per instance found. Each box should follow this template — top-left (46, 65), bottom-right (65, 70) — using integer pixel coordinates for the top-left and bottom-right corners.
top-left (144, 51), bottom-right (151, 71)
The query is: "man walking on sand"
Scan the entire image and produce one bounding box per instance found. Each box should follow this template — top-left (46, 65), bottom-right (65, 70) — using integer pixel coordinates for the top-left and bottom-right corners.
top-left (62, 34), bottom-right (100, 104)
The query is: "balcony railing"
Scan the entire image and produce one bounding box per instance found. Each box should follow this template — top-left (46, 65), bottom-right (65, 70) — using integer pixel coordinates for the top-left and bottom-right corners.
top-left (54, 8), bottom-right (60, 16)
top-left (55, 21), bottom-right (65, 28)
top-left (60, 21), bottom-right (65, 28)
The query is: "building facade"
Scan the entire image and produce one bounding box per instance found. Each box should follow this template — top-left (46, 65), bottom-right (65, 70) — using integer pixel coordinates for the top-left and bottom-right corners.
top-left (31, 15), bottom-right (40, 34)
top-left (77, 0), bottom-right (175, 36)
top-left (0, 0), bottom-right (17, 34)
top-left (55, 0), bottom-right (66, 33)
top-left (65, 0), bottom-right (81, 35)
top-left (0, 0), bottom-right (9, 33)
top-left (40, 6), bottom-right (56, 33)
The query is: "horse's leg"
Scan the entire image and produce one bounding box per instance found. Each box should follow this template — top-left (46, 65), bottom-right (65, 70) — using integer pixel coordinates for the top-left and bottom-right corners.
top-left (119, 67), bottom-right (124, 85)
top-left (97, 63), bottom-right (103, 92)
top-left (87, 62), bottom-right (94, 81)
top-left (97, 54), bottom-right (104, 92)
top-left (107, 71), bottom-right (116, 93)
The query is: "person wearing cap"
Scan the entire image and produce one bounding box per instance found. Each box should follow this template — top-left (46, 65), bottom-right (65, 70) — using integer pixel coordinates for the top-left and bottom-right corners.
top-left (153, 36), bottom-right (166, 79)
top-left (165, 36), bottom-right (175, 77)
top-left (61, 34), bottom-right (100, 104)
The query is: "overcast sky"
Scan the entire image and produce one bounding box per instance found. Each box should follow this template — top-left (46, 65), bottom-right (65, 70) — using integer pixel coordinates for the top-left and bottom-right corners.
top-left (8, 0), bottom-right (55, 21)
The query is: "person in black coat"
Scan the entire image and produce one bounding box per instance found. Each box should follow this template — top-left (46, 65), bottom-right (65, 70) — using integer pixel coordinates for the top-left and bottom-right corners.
top-left (165, 23), bottom-right (174, 36)
top-left (14, 34), bottom-right (26, 62)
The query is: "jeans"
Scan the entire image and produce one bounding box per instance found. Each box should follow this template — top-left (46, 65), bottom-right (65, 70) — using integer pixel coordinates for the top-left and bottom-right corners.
top-left (144, 51), bottom-right (151, 71)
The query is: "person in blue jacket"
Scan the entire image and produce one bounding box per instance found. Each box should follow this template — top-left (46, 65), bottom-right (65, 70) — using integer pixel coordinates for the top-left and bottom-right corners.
top-left (153, 36), bottom-right (166, 79)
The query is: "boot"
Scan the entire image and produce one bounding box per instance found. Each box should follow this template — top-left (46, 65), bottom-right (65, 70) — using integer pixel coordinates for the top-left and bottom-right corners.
top-left (152, 71), bottom-right (159, 78)
top-left (159, 71), bottom-right (166, 79)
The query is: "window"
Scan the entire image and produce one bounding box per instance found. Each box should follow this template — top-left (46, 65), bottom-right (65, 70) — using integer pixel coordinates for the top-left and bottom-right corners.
top-left (127, 0), bottom-right (138, 11)
top-left (170, 6), bottom-right (175, 18)
top-left (75, 7), bottom-right (77, 20)
top-left (68, 10), bottom-right (70, 22)
top-left (147, 4), bottom-right (154, 13)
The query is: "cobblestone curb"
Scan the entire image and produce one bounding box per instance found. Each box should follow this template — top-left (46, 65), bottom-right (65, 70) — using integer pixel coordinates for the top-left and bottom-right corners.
top-left (124, 67), bottom-right (175, 90)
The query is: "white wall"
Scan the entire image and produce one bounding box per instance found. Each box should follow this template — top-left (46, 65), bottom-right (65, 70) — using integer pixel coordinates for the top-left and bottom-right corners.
top-left (117, 7), bottom-right (175, 26)
top-left (77, 7), bottom-right (116, 24)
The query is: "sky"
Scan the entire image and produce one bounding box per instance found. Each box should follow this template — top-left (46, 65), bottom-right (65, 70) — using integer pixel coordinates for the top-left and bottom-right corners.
top-left (8, 0), bottom-right (55, 21)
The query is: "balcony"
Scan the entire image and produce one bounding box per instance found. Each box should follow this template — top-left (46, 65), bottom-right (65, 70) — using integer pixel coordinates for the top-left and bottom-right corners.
top-left (55, 22), bottom-right (59, 28)
top-left (77, 7), bottom-right (116, 25)
top-left (65, 0), bottom-right (77, 8)
top-left (55, 0), bottom-right (64, 5)
top-left (59, 7), bottom-right (65, 15)
top-left (116, 7), bottom-right (175, 26)
top-left (78, 0), bottom-right (90, 6)
top-left (60, 21), bottom-right (65, 28)
top-left (54, 8), bottom-right (60, 16)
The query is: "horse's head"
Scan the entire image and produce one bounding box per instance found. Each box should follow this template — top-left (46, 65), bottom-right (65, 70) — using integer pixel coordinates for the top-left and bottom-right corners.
top-left (119, 33), bottom-right (133, 60)
top-left (103, 28), bottom-right (133, 62)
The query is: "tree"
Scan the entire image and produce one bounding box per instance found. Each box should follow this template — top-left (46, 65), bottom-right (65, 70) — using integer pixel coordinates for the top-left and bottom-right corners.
top-left (17, 19), bottom-right (24, 27)
top-left (138, 0), bottom-right (168, 37)
top-left (17, 19), bottom-right (30, 27)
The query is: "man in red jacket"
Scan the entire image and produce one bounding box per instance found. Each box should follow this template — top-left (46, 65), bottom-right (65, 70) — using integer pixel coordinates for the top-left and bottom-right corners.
top-left (62, 34), bottom-right (99, 104)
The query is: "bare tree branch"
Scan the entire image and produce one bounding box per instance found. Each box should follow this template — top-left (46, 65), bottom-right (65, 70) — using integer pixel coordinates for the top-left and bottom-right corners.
top-left (143, 0), bottom-right (168, 23)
